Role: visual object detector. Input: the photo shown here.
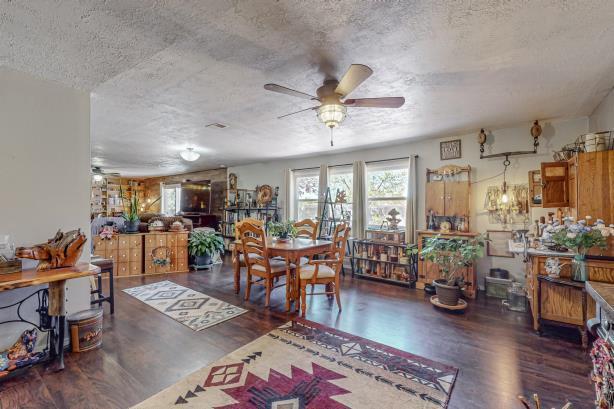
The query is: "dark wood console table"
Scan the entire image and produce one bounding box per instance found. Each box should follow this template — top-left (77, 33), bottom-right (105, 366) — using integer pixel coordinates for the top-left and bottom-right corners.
top-left (0, 262), bottom-right (99, 374)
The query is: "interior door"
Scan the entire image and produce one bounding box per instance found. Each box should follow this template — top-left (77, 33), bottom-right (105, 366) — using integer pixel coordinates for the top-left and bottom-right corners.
top-left (540, 162), bottom-right (569, 207)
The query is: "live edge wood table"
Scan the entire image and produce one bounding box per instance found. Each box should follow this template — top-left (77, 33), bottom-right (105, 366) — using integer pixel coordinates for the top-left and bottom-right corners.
top-left (233, 238), bottom-right (332, 312)
top-left (0, 262), bottom-right (100, 371)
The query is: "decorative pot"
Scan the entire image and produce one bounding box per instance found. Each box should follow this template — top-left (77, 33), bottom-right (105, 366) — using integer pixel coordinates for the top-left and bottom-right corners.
top-left (571, 255), bottom-right (587, 282)
top-left (433, 279), bottom-right (461, 306)
top-left (195, 255), bottom-right (212, 266)
top-left (125, 220), bottom-right (140, 233)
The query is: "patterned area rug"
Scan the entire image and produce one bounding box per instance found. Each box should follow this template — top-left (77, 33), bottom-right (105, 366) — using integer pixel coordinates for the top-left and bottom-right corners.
top-left (123, 281), bottom-right (247, 331)
top-left (132, 319), bottom-right (458, 408)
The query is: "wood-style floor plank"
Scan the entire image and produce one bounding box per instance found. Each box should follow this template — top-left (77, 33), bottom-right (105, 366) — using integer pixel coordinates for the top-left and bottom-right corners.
top-left (0, 256), bottom-right (594, 408)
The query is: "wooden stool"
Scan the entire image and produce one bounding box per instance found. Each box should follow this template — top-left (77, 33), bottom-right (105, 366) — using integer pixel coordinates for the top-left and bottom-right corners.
top-left (90, 256), bottom-right (114, 314)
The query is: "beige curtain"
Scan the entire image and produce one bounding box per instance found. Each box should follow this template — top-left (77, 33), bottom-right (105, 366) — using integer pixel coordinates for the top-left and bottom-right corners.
top-left (317, 164), bottom-right (328, 220)
top-left (406, 155), bottom-right (418, 243)
top-left (283, 168), bottom-right (293, 220)
top-left (352, 161), bottom-right (367, 239)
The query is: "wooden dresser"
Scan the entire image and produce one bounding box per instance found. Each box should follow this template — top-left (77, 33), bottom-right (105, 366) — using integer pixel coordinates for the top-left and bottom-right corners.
top-left (526, 254), bottom-right (614, 347)
top-left (416, 230), bottom-right (479, 299)
top-left (144, 232), bottom-right (189, 275)
top-left (93, 232), bottom-right (189, 277)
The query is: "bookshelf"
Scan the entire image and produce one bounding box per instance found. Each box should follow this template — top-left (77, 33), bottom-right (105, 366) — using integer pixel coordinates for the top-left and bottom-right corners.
top-left (350, 229), bottom-right (417, 287)
top-left (221, 188), bottom-right (280, 250)
top-left (90, 177), bottom-right (145, 218)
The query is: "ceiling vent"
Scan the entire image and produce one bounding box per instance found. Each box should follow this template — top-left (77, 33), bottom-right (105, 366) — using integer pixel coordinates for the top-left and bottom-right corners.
top-left (206, 122), bottom-right (228, 129)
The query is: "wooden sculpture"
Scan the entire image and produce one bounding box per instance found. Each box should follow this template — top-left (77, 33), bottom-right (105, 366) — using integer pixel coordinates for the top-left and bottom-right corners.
top-left (15, 229), bottom-right (87, 271)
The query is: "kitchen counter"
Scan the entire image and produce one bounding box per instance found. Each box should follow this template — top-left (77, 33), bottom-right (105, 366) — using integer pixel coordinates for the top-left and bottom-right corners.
top-left (508, 240), bottom-right (576, 258)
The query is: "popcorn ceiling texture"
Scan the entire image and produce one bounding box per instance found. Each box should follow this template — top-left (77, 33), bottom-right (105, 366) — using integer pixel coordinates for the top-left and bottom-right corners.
top-left (2, 1), bottom-right (614, 176)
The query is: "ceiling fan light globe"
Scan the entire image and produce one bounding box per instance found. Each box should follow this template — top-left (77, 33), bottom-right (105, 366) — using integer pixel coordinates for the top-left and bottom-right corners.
top-left (92, 174), bottom-right (104, 182)
top-left (317, 104), bottom-right (346, 129)
top-left (180, 148), bottom-right (200, 161)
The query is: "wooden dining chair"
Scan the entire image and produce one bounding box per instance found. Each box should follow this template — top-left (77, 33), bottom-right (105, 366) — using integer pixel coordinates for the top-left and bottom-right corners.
top-left (298, 223), bottom-right (350, 317)
top-left (232, 218), bottom-right (264, 294)
top-left (239, 222), bottom-right (295, 307)
top-left (293, 219), bottom-right (320, 266)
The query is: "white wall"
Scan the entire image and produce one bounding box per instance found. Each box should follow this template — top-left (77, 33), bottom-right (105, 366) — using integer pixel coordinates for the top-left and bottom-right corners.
top-left (590, 87), bottom-right (614, 132)
top-left (0, 68), bottom-right (91, 349)
top-left (229, 117), bottom-right (588, 286)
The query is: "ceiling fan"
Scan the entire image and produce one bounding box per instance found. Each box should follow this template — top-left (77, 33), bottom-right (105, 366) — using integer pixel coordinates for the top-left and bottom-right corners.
top-left (91, 166), bottom-right (120, 182)
top-left (264, 64), bottom-right (405, 146)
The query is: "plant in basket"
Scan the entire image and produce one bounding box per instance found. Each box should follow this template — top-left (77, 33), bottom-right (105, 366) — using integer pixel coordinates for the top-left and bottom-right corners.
top-left (188, 230), bottom-right (224, 266)
top-left (420, 234), bottom-right (486, 307)
top-left (266, 220), bottom-right (297, 241)
top-left (121, 194), bottom-right (140, 233)
top-left (548, 216), bottom-right (612, 282)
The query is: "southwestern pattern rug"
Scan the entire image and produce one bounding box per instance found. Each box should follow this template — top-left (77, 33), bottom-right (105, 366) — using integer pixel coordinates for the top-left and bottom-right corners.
top-left (132, 319), bottom-right (458, 408)
top-left (123, 281), bottom-right (247, 331)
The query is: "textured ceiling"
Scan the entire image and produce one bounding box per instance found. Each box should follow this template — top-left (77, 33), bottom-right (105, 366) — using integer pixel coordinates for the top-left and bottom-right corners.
top-left (2, 1), bottom-right (614, 176)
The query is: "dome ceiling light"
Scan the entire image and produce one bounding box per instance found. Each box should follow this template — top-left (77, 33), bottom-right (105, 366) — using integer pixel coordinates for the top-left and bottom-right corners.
top-left (180, 147), bottom-right (200, 162)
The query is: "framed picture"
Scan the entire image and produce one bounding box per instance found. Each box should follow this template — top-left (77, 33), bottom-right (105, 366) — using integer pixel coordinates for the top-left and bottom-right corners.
top-left (440, 139), bottom-right (462, 160)
top-left (487, 230), bottom-right (514, 257)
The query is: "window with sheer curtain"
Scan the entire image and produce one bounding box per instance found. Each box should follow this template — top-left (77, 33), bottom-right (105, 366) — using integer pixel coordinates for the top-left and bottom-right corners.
top-left (328, 165), bottom-right (353, 224)
top-left (293, 169), bottom-right (319, 220)
top-left (366, 160), bottom-right (408, 228)
top-left (161, 183), bottom-right (181, 216)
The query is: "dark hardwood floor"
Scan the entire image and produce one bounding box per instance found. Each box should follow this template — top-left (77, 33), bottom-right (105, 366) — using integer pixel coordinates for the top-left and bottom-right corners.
top-left (0, 258), bottom-right (594, 409)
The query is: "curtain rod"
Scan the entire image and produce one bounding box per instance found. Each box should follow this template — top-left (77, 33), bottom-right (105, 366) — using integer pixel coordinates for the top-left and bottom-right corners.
top-left (292, 155), bottom-right (418, 172)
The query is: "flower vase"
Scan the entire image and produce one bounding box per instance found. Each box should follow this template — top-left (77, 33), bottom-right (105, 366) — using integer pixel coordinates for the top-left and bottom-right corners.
top-left (571, 255), bottom-right (587, 282)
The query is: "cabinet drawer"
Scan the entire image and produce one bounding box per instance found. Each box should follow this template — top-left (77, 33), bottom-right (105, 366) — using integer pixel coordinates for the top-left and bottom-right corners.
top-left (129, 248), bottom-right (141, 262)
top-left (93, 246), bottom-right (106, 258)
top-left (116, 262), bottom-right (129, 276)
top-left (129, 261), bottom-right (141, 275)
top-left (106, 251), bottom-right (119, 262)
top-left (167, 234), bottom-right (178, 247)
top-left (177, 260), bottom-right (188, 272)
top-left (118, 236), bottom-right (130, 249)
top-left (129, 236), bottom-right (142, 248)
top-left (155, 234), bottom-right (167, 247)
top-left (177, 233), bottom-right (188, 245)
top-left (118, 249), bottom-right (130, 262)
top-left (144, 260), bottom-right (155, 274)
top-left (107, 236), bottom-right (119, 250)
top-left (144, 234), bottom-right (157, 248)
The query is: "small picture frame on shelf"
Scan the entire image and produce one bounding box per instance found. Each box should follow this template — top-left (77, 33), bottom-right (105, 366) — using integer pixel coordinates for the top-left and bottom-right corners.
top-left (440, 139), bottom-right (462, 160)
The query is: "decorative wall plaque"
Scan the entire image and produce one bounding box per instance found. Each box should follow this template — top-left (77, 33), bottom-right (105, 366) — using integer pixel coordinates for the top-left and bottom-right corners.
top-left (440, 139), bottom-right (462, 160)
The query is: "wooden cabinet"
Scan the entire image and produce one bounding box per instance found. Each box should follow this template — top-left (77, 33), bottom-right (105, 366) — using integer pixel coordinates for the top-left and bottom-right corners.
top-left (93, 234), bottom-right (143, 277)
top-left (571, 151), bottom-right (614, 224)
top-left (93, 232), bottom-right (189, 276)
top-left (416, 230), bottom-right (478, 299)
top-left (425, 165), bottom-right (472, 231)
top-left (144, 232), bottom-right (189, 275)
top-left (541, 162), bottom-right (569, 207)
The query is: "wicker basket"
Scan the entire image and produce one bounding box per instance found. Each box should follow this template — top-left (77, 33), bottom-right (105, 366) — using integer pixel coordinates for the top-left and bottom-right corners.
top-left (151, 246), bottom-right (171, 266)
top-left (574, 131), bottom-right (613, 153)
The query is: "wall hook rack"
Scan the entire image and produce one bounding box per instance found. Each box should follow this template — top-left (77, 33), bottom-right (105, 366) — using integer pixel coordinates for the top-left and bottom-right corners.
top-left (479, 120), bottom-right (542, 159)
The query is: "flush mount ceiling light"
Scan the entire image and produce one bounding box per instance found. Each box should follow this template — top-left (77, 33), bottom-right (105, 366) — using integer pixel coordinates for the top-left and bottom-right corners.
top-left (180, 147), bottom-right (200, 161)
top-left (92, 174), bottom-right (103, 182)
top-left (264, 64), bottom-right (405, 146)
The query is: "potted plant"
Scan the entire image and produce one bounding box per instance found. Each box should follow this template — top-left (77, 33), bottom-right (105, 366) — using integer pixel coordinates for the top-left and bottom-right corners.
top-left (188, 230), bottom-right (225, 266)
top-left (548, 216), bottom-right (611, 282)
top-left (122, 195), bottom-right (140, 233)
top-left (420, 234), bottom-right (486, 306)
top-left (267, 220), bottom-right (297, 241)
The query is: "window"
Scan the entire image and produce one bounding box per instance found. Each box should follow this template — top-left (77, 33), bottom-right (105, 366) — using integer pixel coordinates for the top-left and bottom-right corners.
top-left (293, 169), bottom-right (319, 220)
top-left (366, 160), bottom-right (408, 228)
top-left (328, 165), bottom-right (353, 223)
top-left (161, 183), bottom-right (181, 215)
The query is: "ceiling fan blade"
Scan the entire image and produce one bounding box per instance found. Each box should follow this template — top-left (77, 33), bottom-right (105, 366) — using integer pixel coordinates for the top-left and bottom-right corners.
top-left (264, 83), bottom-right (316, 100)
top-left (344, 97), bottom-right (405, 108)
top-left (335, 64), bottom-right (373, 97)
top-left (277, 106), bottom-right (317, 119)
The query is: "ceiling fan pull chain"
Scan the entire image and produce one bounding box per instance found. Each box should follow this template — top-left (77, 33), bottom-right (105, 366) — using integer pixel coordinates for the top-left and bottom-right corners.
top-left (330, 127), bottom-right (334, 147)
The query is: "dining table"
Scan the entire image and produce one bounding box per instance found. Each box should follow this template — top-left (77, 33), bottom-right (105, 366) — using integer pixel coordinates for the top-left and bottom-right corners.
top-left (232, 237), bottom-right (332, 311)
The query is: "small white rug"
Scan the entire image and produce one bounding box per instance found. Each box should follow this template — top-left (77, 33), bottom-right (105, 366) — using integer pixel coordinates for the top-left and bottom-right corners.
top-left (123, 281), bottom-right (247, 331)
